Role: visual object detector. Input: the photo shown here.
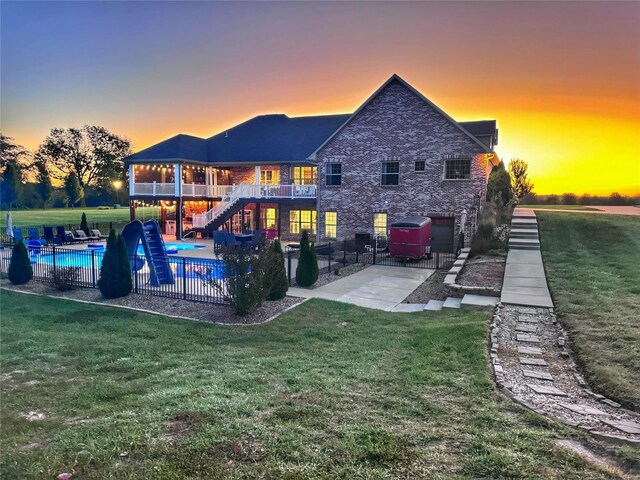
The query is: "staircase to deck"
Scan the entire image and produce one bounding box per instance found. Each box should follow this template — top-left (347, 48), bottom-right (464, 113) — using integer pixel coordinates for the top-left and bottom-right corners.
top-left (192, 183), bottom-right (317, 231)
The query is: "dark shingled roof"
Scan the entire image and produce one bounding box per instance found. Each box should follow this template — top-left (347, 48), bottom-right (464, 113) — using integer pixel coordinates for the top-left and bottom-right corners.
top-left (207, 114), bottom-right (350, 163)
top-left (125, 114), bottom-right (350, 164)
top-left (125, 134), bottom-right (208, 162)
top-left (125, 113), bottom-right (496, 165)
top-left (459, 120), bottom-right (497, 138)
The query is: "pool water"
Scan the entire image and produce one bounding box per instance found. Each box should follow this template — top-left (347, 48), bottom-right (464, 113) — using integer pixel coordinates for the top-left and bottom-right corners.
top-left (32, 243), bottom-right (226, 279)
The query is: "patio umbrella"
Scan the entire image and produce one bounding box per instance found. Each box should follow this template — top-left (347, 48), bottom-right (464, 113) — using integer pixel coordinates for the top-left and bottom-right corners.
top-left (5, 212), bottom-right (13, 240)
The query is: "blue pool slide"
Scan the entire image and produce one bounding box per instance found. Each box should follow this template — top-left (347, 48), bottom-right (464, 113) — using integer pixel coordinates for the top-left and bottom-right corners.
top-left (121, 220), bottom-right (175, 286)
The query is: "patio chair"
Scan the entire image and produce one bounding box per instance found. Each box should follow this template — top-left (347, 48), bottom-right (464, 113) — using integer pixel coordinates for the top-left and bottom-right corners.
top-left (43, 226), bottom-right (56, 244)
top-left (213, 230), bottom-right (226, 251)
top-left (224, 232), bottom-right (238, 247)
top-left (75, 230), bottom-right (99, 242)
top-left (65, 231), bottom-right (79, 243)
top-left (12, 227), bottom-right (24, 244)
top-left (28, 227), bottom-right (47, 245)
top-left (91, 228), bottom-right (108, 239)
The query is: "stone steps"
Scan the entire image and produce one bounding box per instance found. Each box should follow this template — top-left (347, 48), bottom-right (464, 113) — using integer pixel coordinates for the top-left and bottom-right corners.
top-left (510, 229), bottom-right (539, 239)
top-left (508, 238), bottom-right (541, 250)
top-left (424, 300), bottom-right (444, 311)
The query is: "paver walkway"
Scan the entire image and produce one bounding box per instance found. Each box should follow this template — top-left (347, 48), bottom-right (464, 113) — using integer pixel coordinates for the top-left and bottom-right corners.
top-left (288, 265), bottom-right (434, 311)
top-left (501, 208), bottom-right (553, 308)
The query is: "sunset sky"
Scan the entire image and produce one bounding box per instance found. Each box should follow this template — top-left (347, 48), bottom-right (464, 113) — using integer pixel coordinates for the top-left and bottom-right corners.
top-left (2, 1), bottom-right (639, 195)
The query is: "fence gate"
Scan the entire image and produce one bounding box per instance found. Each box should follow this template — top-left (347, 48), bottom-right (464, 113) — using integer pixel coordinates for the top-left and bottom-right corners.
top-left (358, 240), bottom-right (456, 271)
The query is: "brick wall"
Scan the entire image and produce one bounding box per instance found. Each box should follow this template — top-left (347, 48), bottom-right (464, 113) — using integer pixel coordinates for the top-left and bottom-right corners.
top-left (316, 79), bottom-right (490, 247)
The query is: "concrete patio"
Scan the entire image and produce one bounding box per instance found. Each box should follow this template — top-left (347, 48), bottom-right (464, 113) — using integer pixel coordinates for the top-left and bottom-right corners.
top-left (288, 265), bottom-right (434, 311)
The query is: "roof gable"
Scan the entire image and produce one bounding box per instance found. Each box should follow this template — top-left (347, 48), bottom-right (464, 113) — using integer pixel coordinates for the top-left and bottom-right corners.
top-left (308, 74), bottom-right (491, 159)
top-left (125, 134), bottom-right (208, 163)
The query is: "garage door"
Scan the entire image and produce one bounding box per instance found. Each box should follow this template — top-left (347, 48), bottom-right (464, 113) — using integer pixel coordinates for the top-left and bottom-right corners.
top-left (430, 217), bottom-right (455, 253)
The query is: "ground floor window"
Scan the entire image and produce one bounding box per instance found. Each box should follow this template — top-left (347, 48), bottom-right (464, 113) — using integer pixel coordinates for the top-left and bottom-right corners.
top-left (373, 212), bottom-right (387, 238)
top-left (325, 211), bottom-right (337, 238)
top-left (263, 207), bottom-right (277, 229)
top-left (290, 210), bottom-right (316, 234)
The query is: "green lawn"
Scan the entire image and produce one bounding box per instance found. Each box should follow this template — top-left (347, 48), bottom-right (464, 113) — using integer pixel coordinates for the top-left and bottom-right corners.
top-left (0, 207), bottom-right (159, 228)
top-left (519, 205), bottom-right (599, 211)
top-left (538, 212), bottom-right (640, 409)
top-left (0, 292), bottom-right (624, 479)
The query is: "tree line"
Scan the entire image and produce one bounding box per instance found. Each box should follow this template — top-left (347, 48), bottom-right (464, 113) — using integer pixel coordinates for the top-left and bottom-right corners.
top-left (0, 126), bottom-right (131, 210)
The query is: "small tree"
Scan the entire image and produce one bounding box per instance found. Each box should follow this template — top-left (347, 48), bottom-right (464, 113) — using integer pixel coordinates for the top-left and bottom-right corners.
top-left (295, 230), bottom-right (319, 287)
top-left (211, 245), bottom-right (269, 315)
top-left (64, 172), bottom-right (84, 207)
top-left (80, 212), bottom-right (90, 235)
top-left (265, 239), bottom-right (288, 300)
top-left (508, 159), bottom-right (534, 199)
top-left (486, 162), bottom-right (513, 206)
top-left (97, 230), bottom-right (132, 298)
top-left (8, 241), bottom-right (33, 285)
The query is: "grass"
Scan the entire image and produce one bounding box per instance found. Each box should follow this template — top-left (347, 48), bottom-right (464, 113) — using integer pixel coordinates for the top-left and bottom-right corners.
top-left (537, 212), bottom-right (640, 409)
top-left (0, 291), bottom-right (625, 479)
top-left (519, 205), bottom-right (599, 211)
top-left (0, 206), bottom-right (159, 228)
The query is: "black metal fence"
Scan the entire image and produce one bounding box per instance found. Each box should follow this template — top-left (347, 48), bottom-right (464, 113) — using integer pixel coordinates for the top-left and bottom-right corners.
top-left (284, 237), bottom-right (456, 285)
top-left (0, 244), bottom-right (226, 304)
top-left (0, 221), bottom-right (130, 244)
top-left (359, 241), bottom-right (456, 270)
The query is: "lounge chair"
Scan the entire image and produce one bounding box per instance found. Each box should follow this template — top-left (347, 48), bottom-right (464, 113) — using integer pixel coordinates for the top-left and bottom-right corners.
top-left (65, 231), bottom-right (79, 243)
top-left (91, 228), bottom-right (108, 239)
top-left (75, 230), bottom-right (99, 242)
top-left (56, 226), bottom-right (73, 244)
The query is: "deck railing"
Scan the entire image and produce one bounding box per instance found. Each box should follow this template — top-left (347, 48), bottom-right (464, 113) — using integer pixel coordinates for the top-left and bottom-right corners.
top-left (131, 182), bottom-right (316, 199)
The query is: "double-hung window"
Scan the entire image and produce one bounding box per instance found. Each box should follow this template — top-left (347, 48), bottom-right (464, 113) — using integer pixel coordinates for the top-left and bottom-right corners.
top-left (289, 210), bottom-right (317, 234)
top-left (373, 212), bottom-right (388, 238)
top-left (381, 162), bottom-right (399, 186)
top-left (325, 211), bottom-right (337, 238)
top-left (444, 158), bottom-right (471, 179)
top-left (325, 163), bottom-right (342, 186)
top-left (414, 160), bottom-right (426, 172)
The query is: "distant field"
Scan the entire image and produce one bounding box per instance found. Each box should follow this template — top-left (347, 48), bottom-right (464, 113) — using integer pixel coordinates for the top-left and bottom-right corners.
top-left (519, 205), bottom-right (599, 211)
top-left (0, 207), bottom-right (159, 227)
top-left (538, 212), bottom-right (640, 409)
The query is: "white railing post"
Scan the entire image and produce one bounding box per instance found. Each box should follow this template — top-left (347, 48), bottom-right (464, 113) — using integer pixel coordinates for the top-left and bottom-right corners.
top-left (128, 164), bottom-right (135, 196)
top-left (152, 181), bottom-right (156, 196)
top-left (291, 183), bottom-right (294, 199)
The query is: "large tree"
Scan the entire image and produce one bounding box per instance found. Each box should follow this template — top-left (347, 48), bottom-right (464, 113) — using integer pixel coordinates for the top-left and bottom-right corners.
top-left (0, 133), bottom-right (35, 181)
top-left (64, 171), bottom-right (84, 207)
top-left (508, 158), bottom-right (534, 199)
top-left (0, 161), bottom-right (21, 209)
top-left (36, 125), bottom-right (131, 189)
top-left (34, 157), bottom-right (53, 205)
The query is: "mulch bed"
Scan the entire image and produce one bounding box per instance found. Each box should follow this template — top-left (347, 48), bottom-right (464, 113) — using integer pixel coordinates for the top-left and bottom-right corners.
top-left (457, 252), bottom-right (506, 291)
top-left (290, 263), bottom-right (367, 289)
top-left (0, 279), bottom-right (302, 325)
top-left (401, 271), bottom-right (448, 303)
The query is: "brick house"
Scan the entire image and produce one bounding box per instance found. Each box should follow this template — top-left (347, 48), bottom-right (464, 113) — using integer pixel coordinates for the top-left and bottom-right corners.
top-left (124, 74), bottom-right (499, 252)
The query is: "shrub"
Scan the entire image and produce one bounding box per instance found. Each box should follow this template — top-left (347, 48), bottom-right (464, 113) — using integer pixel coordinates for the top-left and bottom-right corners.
top-left (80, 212), bottom-right (90, 235)
top-left (295, 230), bottom-right (318, 287)
top-left (265, 239), bottom-right (288, 300)
top-left (211, 245), bottom-right (269, 315)
top-left (97, 229), bottom-right (132, 298)
top-left (8, 241), bottom-right (33, 285)
top-left (50, 266), bottom-right (80, 291)
top-left (486, 162), bottom-right (513, 206)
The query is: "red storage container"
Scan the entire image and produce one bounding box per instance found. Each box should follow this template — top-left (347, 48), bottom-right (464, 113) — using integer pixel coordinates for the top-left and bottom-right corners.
top-left (389, 216), bottom-right (432, 260)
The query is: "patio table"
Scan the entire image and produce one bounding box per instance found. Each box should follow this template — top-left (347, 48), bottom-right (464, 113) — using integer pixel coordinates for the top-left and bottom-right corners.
top-left (234, 233), bottom-right (254, 245)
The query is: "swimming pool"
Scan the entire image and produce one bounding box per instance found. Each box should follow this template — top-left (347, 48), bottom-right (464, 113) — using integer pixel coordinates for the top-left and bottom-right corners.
top-left (32, 245), bottom-right (226, 279)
